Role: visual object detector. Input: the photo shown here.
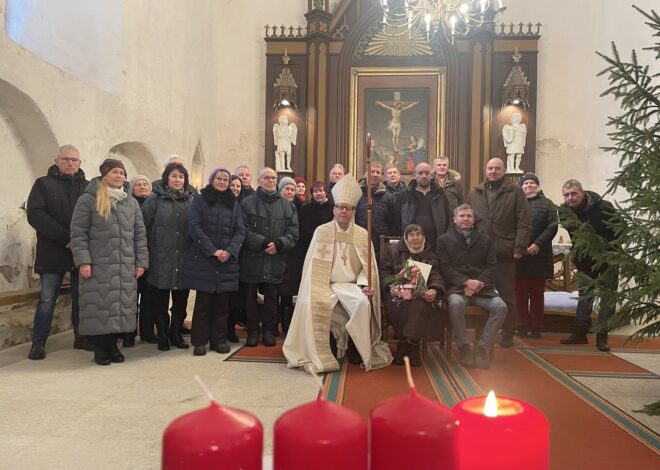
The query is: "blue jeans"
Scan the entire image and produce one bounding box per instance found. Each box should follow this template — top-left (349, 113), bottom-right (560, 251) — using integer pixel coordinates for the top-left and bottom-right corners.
top-left (32, 272), bottom-right (79, 342)
top-left (447, 293), bottom-right (508, 349)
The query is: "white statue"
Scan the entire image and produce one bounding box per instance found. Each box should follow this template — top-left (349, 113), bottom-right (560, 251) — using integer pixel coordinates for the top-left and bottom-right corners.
top-left (502, 112), bottom-right (527, 174)
top-left (273, 114), bottom-right (297, 173)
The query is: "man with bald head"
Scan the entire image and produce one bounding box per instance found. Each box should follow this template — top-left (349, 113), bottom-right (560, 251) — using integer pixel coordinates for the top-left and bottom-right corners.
top-left (468, 157), bottom-right (530, 347)
top-left (395, 162), bottom-right (451, 250)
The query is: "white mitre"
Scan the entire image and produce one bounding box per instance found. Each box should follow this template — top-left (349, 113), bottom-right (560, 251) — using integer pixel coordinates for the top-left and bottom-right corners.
top-left (331, 173), bottom-right (362, 207)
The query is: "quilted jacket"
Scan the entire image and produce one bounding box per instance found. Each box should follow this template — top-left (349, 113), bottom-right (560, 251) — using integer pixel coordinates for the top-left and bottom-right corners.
top-left (70, 178), bottom-right (148, 335)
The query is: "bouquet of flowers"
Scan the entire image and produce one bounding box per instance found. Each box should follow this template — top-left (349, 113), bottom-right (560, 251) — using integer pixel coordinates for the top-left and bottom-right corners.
top-left (385, 258), bottom-right (430, 305)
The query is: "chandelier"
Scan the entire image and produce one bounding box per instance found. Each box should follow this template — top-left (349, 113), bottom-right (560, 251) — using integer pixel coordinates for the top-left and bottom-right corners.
top-left (379, 0), bottom-right (507, 43)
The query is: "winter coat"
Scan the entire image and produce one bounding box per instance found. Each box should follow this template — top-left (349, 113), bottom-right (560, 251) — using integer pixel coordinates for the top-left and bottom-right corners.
top-left (516, 191), bottom-right (558, 279)
top-left (355, 180), bottom-right (399, 256)
top-left (384, 180), bottom-right (407, 195)
top-left (468, 178), bottom-right (531, 261)
top-left (436, 227), bottom-right (498, 297)
top-left (182, 185), bottom-right (245, 293)
top-left (379, 240), bottom-right (446, 297)
top-left (240, 187), bottom-right (299, 284)
top-left (141, 184), bottom-right (194, 290)
top-left (436, 169), bottom-right (464, 216)
top-left (26, 165), bottom-right (88, 273)
top-left (280, 198), bottom-right (334, 297)
top-left (396, 179), bottom-right (451, 249)
top-left (70, 178), bottom-right (148, 336)
top-left (560, 190), bottom-right (617, 278)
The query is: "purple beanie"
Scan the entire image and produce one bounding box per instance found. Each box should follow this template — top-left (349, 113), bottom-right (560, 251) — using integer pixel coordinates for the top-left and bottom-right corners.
top-left (208, 167), bottom-right (231, 184)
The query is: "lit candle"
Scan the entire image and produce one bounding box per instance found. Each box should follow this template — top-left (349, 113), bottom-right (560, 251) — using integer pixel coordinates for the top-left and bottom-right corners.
top-left (452, 391), bottom-right (549, 470)
top-left (370, 358), bottom-right (458, 470)
top-left (162, 377), bottom-right (263, 470)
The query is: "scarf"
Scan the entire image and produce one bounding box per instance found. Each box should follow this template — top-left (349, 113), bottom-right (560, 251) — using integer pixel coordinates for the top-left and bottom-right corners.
top-left (108, 186), bottom-right (127, 207)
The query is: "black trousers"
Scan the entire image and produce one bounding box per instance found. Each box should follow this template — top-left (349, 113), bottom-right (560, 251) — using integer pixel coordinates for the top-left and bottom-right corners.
top-left (243, 282), bottom-right (279, 335)
top-left (136, 277), bottom-right (154, 338)
top-left (150, 288), bottom-right (190, 329)
top-left (191, 291), bottom-right (230, 346)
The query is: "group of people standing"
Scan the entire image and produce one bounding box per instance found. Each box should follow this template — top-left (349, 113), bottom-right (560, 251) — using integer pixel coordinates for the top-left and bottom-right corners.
top-left (25, 144), bottom-right (617, 371)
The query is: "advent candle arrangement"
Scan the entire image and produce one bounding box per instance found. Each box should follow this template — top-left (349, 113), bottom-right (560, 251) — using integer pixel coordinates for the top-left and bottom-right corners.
top-left (370, 357), bottom-right (459, 470)
top-left (453, 391), bottom-right (549, 470)
top-left (162, 377), bottom-right (263, 470)
top-left (273, 391), bottom-right (368, 469)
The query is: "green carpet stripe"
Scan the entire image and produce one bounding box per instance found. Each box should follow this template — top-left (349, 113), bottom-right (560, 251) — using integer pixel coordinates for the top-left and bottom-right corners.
top-left (424, 346), bottom-right (483, 407)
top-left (519, 348), bottom-right (660, 453)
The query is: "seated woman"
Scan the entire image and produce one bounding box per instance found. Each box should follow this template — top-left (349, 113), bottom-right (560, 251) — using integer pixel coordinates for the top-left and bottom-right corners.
top-left (379, 224), bottom-right (446, 366)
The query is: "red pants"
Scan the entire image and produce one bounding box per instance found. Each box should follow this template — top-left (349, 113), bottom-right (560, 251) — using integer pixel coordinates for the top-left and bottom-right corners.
top-left (515, 277), bottom-right (546, 328)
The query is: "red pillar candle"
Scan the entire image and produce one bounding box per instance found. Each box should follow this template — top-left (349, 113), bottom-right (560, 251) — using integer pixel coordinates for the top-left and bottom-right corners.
top-left (452, 391), bottom-right (549, 470)
top-left (370, 387), bottom-right (459, 470)
top-left (162, 400), bottom-right (263, 470)
top-left (273, 395), bottom-right (368, 470)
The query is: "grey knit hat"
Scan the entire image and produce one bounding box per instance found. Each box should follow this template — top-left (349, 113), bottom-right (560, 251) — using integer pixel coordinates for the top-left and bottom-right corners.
top-left (278, 176), bottom-right (296, 192)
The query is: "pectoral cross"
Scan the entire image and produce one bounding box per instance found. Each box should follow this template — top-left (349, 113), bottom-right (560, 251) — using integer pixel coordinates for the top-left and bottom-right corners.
top-left (341, 252), bottom-right (348, 266)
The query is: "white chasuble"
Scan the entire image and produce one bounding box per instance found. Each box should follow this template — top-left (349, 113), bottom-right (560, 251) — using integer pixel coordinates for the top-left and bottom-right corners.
top-left (283, 221), bottom-right (393, 373)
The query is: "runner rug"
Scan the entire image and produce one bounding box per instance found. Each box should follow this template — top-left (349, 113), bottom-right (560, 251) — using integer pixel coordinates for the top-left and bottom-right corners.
top-left (226, 335), bottom-right (659, 469)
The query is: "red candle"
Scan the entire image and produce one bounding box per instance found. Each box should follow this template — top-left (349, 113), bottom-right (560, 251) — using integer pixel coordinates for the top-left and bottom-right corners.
top-left (273, 395), bottom-right (368, 470)
top-left (162, 400), bottom-right (263, 470)
top-left (452, 391), bottom-right (549, 470)
top-left (370, 387), bottom-right (459, 470)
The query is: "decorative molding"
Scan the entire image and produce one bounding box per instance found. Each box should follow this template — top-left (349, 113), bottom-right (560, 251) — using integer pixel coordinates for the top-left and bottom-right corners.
top-left (496, 22), bottom-right (542, 37)
top-left (364, 25), bottom-right (434, 57)
top-left (264, 24), bottom-right (306, 39)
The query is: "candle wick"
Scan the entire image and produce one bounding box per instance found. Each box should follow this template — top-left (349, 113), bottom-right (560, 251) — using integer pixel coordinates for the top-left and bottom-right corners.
top-left (194, 375), bottom-right (215, 402)
top-left (403, 356), bottom-right (416, 390)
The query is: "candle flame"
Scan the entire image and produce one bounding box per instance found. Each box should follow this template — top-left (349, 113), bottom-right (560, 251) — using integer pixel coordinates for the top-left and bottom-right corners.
top-left (483, 390), bottom-right (498, 417)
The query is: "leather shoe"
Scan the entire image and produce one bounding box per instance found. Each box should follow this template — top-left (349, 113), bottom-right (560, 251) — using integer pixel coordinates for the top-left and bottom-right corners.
top-left (245, 334), bottom-right (259, 347)
top-left (227, 329), bottom-right (240, 343)
top-left (458, 344), bottom-right (474, 368)
top-left (193, 345), bottom-right (206, 356)
top-left (474, 345), bottom-right (491, 369)
top-left (28, 340), bottom-right (46, 360)
top-left (596, 332), bottom-right (610, 352)
top-left (94, 347), bottom-right (111, 366)
top-left (500, 334), bottom-right (514, 348)
top-left (73, 335), bottom-right (94, 352)
top-left (560, 332), bottom-right (588, 345)
top-left (262, 330), bottom-right (276, 347)
top-left (211, 342), bottom-right (231, 354)
top-left (109, 343), bottom-right (125, 363)
top-left (180, 325), bottom-right (192, 335)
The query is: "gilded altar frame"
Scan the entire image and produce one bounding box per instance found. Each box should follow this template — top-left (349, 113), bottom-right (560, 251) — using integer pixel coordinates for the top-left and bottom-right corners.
top-left (349, 66), bottom-right (446, 176)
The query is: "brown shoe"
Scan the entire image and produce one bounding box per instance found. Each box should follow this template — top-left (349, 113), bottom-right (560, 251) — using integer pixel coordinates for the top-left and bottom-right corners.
top-left (560, 331), bottom-right (588, 345)
top-left (28, 340), bottom-right (46, 360)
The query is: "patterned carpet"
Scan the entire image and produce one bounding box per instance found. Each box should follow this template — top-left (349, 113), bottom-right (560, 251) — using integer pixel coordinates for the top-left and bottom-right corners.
top-left (227, 334), bottom-right (660, 469)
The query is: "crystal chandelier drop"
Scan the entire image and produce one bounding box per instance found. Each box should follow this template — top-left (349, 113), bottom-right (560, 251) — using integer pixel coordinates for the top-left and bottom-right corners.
top-left (379, 0), bottom-right (507, 43)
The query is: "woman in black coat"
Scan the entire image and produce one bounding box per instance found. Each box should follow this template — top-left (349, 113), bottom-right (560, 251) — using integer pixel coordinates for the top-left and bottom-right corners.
top-left (182, 168), bottom-right (245, 355)
top-left (515, 173), bottom-right (558, 338)
top-left (379, 224), bottom-right (446, 367)
top-left (141, 163), bottom-right (195, 351)
top-left (123, 175), bottom-right (156, 346)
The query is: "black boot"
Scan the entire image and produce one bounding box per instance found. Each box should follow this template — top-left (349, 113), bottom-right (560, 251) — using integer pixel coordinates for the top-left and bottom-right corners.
top-left (596, 332), bottom-right (610, 352)
top-left (155, 317), bottom-right (170, 351)
top-left (347, 338), bottom-right (362, 365)
top-left (458, 344), bottom-right (474, 368)
top-left (262, 329), bottom-right (276, 347)
top-left (245, 330), bottom-right (260, 347)
top-left (227, 317), bottom-right (239, 343)
top-left (73, 334), bottom-right (94, 351)
top-left (169, 325), bottom-right (190, 349)
top-left (93, 344), bottom-right (111, 366)
top-left (560, 327), bottom-right (589, 345)
top-left (409, 341), bottom-right (422, 367)
top-left (393, 341), bottom-right (409, 366)
top-left (28, 340), bottom-right (46, 360)
top-left (109, 341), bottom-right (125, 363)
top-left (123, 331), bottom-right (136, 348)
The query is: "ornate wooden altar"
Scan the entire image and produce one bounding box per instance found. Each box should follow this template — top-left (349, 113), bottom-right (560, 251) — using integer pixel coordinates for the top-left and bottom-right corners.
top-left (264, 0), bottom-right (540, 196)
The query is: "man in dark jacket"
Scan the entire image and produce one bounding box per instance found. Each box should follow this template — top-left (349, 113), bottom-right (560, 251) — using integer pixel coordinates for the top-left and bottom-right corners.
top-left (384, 166), bottom-right (406, 195)
top-left (235, 164), bottom-right (256, 197)
top-left (355, 162), bottom-right (398, 258)
top-left (559, 179), bottom-right (618, 351)
top-left (437, 204), bottom-right (508, 369)
top-left (26, 144), bottom-right (91, 360)
top-left (240, 167), bottom-right (298, 347)
top-left (468, 157), bottom-right (530, 347)
top-left (396, 162), bottom-right (451, 250)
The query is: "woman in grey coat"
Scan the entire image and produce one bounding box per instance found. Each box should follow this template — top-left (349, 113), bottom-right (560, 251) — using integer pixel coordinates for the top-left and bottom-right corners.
top-left (141, 162), bottom-right (195, 351)
top-left (70, 159), bottom-right (148, 366)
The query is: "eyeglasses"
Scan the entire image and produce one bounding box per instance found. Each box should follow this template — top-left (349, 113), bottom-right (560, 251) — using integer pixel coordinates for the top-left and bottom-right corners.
top-left (58, 158), bottom-right (80, 163)
top-left (215, 177), bottom-right (230, 183)
top-left (261, 176), bottom-right (278, 181)
top-left (334, 205), bottom-right (354, 212)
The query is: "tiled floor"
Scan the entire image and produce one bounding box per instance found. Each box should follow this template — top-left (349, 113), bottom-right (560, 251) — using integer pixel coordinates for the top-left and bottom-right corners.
top-left (0, 331), bottom-right (318, 470)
